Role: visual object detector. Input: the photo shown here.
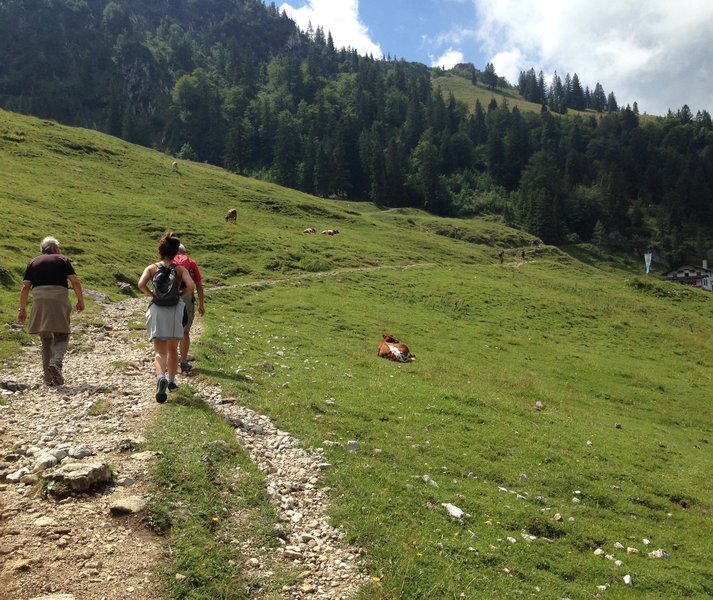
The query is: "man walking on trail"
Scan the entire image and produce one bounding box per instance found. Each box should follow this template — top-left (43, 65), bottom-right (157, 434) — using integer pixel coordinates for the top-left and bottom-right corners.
top-left (18, 236), bottom-right (85, 386)
top-left (173, 243), bottom-right (205, 373)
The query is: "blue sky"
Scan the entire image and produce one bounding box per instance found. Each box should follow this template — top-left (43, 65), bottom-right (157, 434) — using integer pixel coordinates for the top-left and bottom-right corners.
top-left (276, 0), bottom-right (713, 117)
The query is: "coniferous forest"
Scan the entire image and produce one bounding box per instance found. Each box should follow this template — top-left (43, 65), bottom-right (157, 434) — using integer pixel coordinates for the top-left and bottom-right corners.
top-left (1, 0), bottom-right (712, 262)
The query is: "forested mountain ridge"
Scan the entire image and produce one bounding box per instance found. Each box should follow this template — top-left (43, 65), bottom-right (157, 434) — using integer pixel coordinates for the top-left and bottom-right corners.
top-left (1, 0), bottom-right (712, 263)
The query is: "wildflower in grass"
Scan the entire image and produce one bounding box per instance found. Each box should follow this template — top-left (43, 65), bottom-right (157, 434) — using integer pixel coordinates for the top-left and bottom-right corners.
top-left (373, 576), bottom-right (381, 582)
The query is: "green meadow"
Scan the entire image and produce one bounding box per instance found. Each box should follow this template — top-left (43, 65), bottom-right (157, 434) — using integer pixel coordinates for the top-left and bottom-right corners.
top-left (2, 108), bottom-right (712, 599)
top-left (433, 73), bottom-right (550, 114)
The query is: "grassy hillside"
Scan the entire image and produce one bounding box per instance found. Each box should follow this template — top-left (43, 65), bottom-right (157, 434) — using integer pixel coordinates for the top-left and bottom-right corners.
top-left (2, 109), bottom-right (712, 599)
top-left (433, 73), bottom-right (542, 114)
top-left (434, 72), bottom-right (592, 117)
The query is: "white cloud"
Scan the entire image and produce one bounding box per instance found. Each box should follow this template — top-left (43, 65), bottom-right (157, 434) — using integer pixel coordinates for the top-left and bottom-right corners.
top-left (430, 26), bottom-right (478, 49)
top-left (471, 0), bottom-right (713, 114)
top-left (279, 0), bottom-right (382, 57)
top-left (431, 48), bottom-right (465, 69)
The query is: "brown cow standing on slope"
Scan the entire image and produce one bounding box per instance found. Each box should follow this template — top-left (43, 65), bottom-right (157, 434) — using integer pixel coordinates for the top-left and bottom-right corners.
top-left (225, 208), bottom-right (237, 223)
top-left (377, 334), bottom-right (416, 362)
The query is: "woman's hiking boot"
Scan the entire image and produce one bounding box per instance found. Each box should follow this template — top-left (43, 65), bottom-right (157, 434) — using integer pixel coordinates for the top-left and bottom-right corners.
top-left (156, 377), bottom-right (169, 403)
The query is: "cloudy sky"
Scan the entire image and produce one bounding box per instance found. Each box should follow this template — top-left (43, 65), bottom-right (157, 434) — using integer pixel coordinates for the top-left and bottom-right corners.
top-left (276, 0), bottom-right (713, 116)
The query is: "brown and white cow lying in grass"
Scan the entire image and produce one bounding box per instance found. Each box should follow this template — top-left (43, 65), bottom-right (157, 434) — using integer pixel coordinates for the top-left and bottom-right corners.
top-left (377, 334), bottom-right (416, 362)
top-left (321, 229), bottom-right (339, 235)
top-left (303, 227), bottom-right (317, 234)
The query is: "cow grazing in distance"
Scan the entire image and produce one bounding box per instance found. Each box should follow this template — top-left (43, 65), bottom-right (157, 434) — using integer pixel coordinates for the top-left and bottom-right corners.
top-left (377, 334), bottom-right (416, 363)
top-left (225, 208), bottom-right (237, 223)
top-left (303, 227), bottom-right (317, 234)
top-left (321, 229), bottom-right (339, 235)
top-left (172, 160), bottom-right (178, 172)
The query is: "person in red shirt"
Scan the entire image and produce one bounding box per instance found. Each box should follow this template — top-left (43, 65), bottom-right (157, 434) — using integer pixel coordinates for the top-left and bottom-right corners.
top-left (18, 236), bottom-right (85, 386)
top-left (173, 243), bottom-right (205, 373)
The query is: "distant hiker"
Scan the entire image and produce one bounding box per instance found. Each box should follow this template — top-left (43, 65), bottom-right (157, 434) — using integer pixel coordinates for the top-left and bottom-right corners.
top-left (173, 243), bottom-right (205, 374)
top-left (172, 160), bottom-right (178, 172)
top-left (18, 236), bottom-right (85, 386)
top-left (498, 250), bottom-right (505, 264)
top-left (137, 232), bottom-right (195, 403)
top-left (521, 249), bottom-right (525, 260)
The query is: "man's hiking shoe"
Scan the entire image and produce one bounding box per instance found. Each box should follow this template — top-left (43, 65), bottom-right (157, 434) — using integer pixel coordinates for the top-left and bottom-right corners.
top-left (48, 365), bottom-right (64, 386)
top-left (180, 361), bottom-right (192, 374)
top-left (167, 381), bottom-right (179, 392)
top-left (156, 377), bottom-right (169, 403)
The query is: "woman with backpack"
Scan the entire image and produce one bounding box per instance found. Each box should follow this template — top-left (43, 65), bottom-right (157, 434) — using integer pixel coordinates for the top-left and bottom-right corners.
top-left (137, 232), bottom-right (195, 403)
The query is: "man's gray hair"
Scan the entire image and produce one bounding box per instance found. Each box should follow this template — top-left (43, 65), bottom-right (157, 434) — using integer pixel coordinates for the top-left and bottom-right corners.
top-left (178, 244), bottom-right (187, 254)
top-left (40, 236), bottom-right (60, 254)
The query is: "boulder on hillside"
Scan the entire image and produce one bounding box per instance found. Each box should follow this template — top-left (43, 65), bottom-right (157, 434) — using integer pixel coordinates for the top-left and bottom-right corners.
top-left (45, 462), bottom-right (112, 494)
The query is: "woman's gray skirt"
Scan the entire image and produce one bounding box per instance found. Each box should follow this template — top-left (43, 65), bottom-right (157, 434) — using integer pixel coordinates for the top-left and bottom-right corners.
top-left (145, 300), bottom-right (185, 341)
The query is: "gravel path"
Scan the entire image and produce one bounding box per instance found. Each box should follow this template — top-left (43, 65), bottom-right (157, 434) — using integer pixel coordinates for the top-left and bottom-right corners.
top-left (0, 293), bottom-right (366, 600)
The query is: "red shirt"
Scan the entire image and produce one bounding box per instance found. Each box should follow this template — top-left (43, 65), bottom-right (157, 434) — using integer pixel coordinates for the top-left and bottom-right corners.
top-left (173, 254), bottom-right (202, 286)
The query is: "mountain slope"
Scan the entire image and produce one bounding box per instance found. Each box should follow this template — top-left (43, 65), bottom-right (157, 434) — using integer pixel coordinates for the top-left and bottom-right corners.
top-left (2, 110), bottom-right (713, 599)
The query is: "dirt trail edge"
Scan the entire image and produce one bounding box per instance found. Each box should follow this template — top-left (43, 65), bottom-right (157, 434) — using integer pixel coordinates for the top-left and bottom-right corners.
top-left (1, 288), bottom-right (371, 600)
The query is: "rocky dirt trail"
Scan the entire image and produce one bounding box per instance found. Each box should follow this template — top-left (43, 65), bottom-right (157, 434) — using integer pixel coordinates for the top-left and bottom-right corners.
top-left (0, 293), bottom-right (366, 600)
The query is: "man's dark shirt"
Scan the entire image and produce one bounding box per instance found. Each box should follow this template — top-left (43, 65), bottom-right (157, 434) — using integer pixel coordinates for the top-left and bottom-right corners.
top-left (23, 254), bottom-right (75, 288)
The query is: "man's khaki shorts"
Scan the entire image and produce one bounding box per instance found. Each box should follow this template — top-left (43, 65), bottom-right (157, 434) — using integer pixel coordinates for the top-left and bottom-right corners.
top-left (183, 294), bottom-right (196, 333)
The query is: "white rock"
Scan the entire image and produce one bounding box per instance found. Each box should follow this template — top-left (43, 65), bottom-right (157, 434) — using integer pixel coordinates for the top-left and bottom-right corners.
top-left (614, 542), bottom-right (624, 550)
top-left (109, 496), bottom-right (147, 515)
top-left (6, 467), bottom-right (30, 483)
top-left (627, 547), bottom-right (639, 554)
top-left (623, 574), bottom-right (633, 585)
top-left (33, 453), bottom-right (59, 472)
top-left (441, 503), bottom-right (464, 519)
top-left (422, 474), bottom-right (438, 487)
top-left (48, 462), bottom-right (111, 492)
top-left (648, 549), bottom-right (669, 559)
top-left (68, 444), bottom-right (95, 458)
top-left (593, 548), bottom-right (605, 556)
top-left (642, 538), bottom-right (651, 545)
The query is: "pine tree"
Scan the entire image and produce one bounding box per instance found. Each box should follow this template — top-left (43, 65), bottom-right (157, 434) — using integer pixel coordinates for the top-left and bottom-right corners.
top-left (570, 74), bottom-right (585, 110)
top-left (483, 62), bottom-right (497, 90)
top-left (592, 83), bottom-right (607, 112)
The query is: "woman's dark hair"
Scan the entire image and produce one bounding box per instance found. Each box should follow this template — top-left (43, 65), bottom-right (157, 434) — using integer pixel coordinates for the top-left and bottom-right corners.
top-left (158, 231), bottom-right (181, 260)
